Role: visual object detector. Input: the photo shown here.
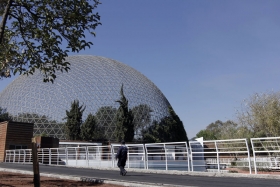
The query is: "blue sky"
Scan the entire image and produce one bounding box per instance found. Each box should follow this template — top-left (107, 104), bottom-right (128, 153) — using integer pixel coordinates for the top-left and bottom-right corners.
top-left (1, 0), bottom-right (280, 138)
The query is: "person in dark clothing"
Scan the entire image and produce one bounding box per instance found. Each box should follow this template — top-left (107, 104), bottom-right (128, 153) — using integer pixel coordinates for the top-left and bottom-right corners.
top-left (115, 140), bottom-right (128, 176)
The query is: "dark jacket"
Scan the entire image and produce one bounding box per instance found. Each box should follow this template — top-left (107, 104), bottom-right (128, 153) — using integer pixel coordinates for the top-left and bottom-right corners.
top-left (116, 145), bottom-right (128, 167)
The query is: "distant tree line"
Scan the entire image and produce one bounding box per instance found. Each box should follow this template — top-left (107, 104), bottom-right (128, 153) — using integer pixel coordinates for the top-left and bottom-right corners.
top-left (195, 91), bottom-right (280, 140)
top-left (0, 107), bottom-right (11, 122)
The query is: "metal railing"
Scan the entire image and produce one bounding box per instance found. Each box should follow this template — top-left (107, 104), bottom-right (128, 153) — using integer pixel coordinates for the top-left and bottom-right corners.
top-left (189, 139), bottom-right (251, 173)
top-left (251, 137), bottom-right (280, 174)
top-left (5, 137), bottom-right (280, 174)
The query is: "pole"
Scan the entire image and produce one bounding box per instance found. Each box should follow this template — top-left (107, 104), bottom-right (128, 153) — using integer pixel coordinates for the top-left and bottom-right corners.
top-left (32, 138), bottom-right (40, 187)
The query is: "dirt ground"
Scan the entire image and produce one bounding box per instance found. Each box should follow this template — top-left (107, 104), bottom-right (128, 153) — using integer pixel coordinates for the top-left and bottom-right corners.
top-left (0, 171), bottom-right (124, 187)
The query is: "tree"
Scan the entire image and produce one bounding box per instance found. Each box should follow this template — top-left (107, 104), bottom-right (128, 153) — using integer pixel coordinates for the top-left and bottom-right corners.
top-left (167, 106), bottom-right (189, 143)
top-left (142, 120), bottom-right (162, 143)
top-left (142, 106), bottom-right (189, 143)
top-left (236, 92), bottom-right (280, 137)
top-left (131, 104), bottom-right (152, 139)
top-left (0, 106), bottom-right (11, 122)
top-left (80, 113), bottom-right (97, 141)
top-left (64, 100), bottom-right (85, 140)
top-left (115, 84), bottom-right (134, 142)
top-left (195, 120), bottom-right (239, 140)
top-left (0, 0), bottom-right (101, 82)
top-left (95, 106), bottom-right (117, 140)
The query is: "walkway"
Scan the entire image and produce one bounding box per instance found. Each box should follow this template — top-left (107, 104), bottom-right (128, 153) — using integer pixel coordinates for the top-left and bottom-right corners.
top-left (0, 163), bottom-right (280, 187)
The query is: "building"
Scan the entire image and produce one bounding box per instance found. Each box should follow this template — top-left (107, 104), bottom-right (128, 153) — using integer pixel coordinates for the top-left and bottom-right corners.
top-left (0, 121), bottom-right (34, 162)
top-left (0, 55), bottom-right (171, 140)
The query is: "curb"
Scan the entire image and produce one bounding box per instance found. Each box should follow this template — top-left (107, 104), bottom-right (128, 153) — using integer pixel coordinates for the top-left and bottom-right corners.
top-left (0, 168), bottom-right (175, 187)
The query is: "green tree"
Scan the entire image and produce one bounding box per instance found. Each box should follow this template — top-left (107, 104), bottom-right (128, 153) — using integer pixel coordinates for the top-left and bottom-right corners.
top-left (64, 100), bottom-right (85, 140)
top-left (80, 113), bottom-right (97, 141)
top-left (115, 84), bottom-right (134, 142)
top-left (131, 104), bottom-right (152, 139)
top-left (0, 106), bottom-right (11, 122)
top-left (142, 106), bottom-right (188, 143)
top-left (142, 120), bottom-right (162, 143)
top-left (95, 106), bottom-right (117, 140)
top-left (236, 92), bottom-right (280, 137)
top-left (167, 106), bottom-right (189, 143)
top-left (195, 120), bottom-right (239, 140)
top-left (0, 0), bottom-right (101, 82)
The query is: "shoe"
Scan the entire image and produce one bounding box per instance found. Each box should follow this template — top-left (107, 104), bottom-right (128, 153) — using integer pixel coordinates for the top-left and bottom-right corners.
top-left (123, 171), bottom-right (127, 176)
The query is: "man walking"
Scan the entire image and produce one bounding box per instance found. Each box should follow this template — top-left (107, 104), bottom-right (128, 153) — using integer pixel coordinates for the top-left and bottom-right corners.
top-left (115, 140), bottom-right (128, 176)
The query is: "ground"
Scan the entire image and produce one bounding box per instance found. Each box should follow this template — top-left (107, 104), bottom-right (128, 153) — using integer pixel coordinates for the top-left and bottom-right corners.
top-left (0, 171), bottom-right (123, 187)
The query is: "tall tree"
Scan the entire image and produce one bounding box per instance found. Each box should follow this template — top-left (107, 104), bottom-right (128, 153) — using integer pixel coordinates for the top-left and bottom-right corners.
top-left (236, 92), bottom-right (280, 137)
top-left (142, 106), bottom-right (188, 143)
top-left (115, 84), bottom-right (134, 142)
top-left (0, 0), bottom-right (101, 82)
top-left (131, 104), bottom-right (152, 139)
top-left (80, 113), bottom-right (97, 141)
top-left (167, 106), bottom-right (189, 143)
top-left (95, 106), bottom-right (117, 140)
top-left (0, 106), bottom-right (11, 122)
top-left (64, 100), bottom-right (85, 140)
top-left (196, 120), bottom-right (239, 140)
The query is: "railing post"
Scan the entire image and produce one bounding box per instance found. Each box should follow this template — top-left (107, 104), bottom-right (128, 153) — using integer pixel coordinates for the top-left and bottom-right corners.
top-left (185, 142), bottom-right (190, 172)
top-left (127, 145), bottom-right (130, 169)
top-left (13, 150), bottom-right (15, 163)
top-left (189, 142), bottom-right (194, 172)
top-left (23, 149), bottom-right (26, 163)
top-left (49, 148), bottom-right (51, 165)
top-left (214, 141), bottom-right (220, 172)
top-left (245, 139), bottom-right (252, 174)
top-left (143, 144), bottom-right (147, 169)
top-left (66, 148), bottom-right (68, 165)
top-left (86, 146), bottom-right (89, 167)
top-left (164, 144), bottom-right (167, 170)
top-left (144, 144), bottom-right (149, 170)
top-left (250, 138), bottom-right (257, 174)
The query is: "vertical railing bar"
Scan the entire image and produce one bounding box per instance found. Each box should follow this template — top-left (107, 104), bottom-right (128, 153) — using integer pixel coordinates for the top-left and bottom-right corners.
top-left (215, 141), bottom-right (220, 172)
top-left (251, 139), bottom-right (257, 174)
top-left (245, 139), bottom-right (252, 174)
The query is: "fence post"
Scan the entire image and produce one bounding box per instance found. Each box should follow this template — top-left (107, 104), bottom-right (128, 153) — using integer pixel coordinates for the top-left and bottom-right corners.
top-left (144, 144), bottom-right (149, 170)
top-left (214, 141), bottom-right (220, 172)
top-left (32, 137), bottom-right (40, 187)
top-left (250, 139), bottom-right (257, 174)
top-left (245, 139), bottom-right (252, 174)
top-left (185, 142), bottom-right (190, 172)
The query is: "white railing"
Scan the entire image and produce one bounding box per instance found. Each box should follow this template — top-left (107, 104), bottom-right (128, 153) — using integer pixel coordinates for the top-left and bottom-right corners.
top-left (5, 137), bottom-right (280, 174)
top-left (251, 137), bottom-right (280, 174)
top-left (145, 142), bottom-right (189, 171)
top-left (189, 139), bottom-right (252, 174)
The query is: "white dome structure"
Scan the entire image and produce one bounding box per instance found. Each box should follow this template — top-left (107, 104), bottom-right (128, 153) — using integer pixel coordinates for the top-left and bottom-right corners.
top-left (0, 55), bottom-right (171, 140)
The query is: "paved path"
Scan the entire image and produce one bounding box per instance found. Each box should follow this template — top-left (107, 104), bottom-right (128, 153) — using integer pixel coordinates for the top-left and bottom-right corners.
top-left (0, 163), bottom-right (280, 187)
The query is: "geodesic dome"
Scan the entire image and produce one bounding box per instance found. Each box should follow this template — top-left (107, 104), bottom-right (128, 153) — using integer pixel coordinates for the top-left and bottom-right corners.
top-left (0, 55), bottom-right (171, 140)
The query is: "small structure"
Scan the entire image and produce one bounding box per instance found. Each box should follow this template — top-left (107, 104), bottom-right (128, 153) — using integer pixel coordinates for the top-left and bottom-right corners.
top-left (0, 121), bottom-right (34, 162)
top-left (35, 136), bottom-right (59, 148)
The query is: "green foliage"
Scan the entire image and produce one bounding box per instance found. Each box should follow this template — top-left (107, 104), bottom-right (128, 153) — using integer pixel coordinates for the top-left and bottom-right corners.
top-left (196, 120), bottom-right (239, 140)
top-left (80, 113), bottom-right (97, 141)
top-left (0, 106), bottom-right (11, 122)
top-left (237, 92), bottom-right (280, 137)
top-left (64, 100), bottom-right (85, 140)
top-left (196, 129), bottom-right (217, 140)
top-left (95, 106), bottom-right (117, 140)
top-left (0, 0), bottom-right (101, 82)
top-left (142, 106), bottom-right (188, 143)
top-left (115, 84), bottom-right (134, 142)
top-left (131, 104), bottom-right (152, 139)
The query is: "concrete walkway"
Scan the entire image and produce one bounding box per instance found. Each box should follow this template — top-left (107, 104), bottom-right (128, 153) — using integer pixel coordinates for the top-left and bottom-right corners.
top-left (0, 163), bottom-right (280, 187)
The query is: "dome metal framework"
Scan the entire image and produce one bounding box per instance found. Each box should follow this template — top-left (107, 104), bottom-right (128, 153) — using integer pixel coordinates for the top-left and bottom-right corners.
top-left (0, 55), bottom-right (171, 140)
